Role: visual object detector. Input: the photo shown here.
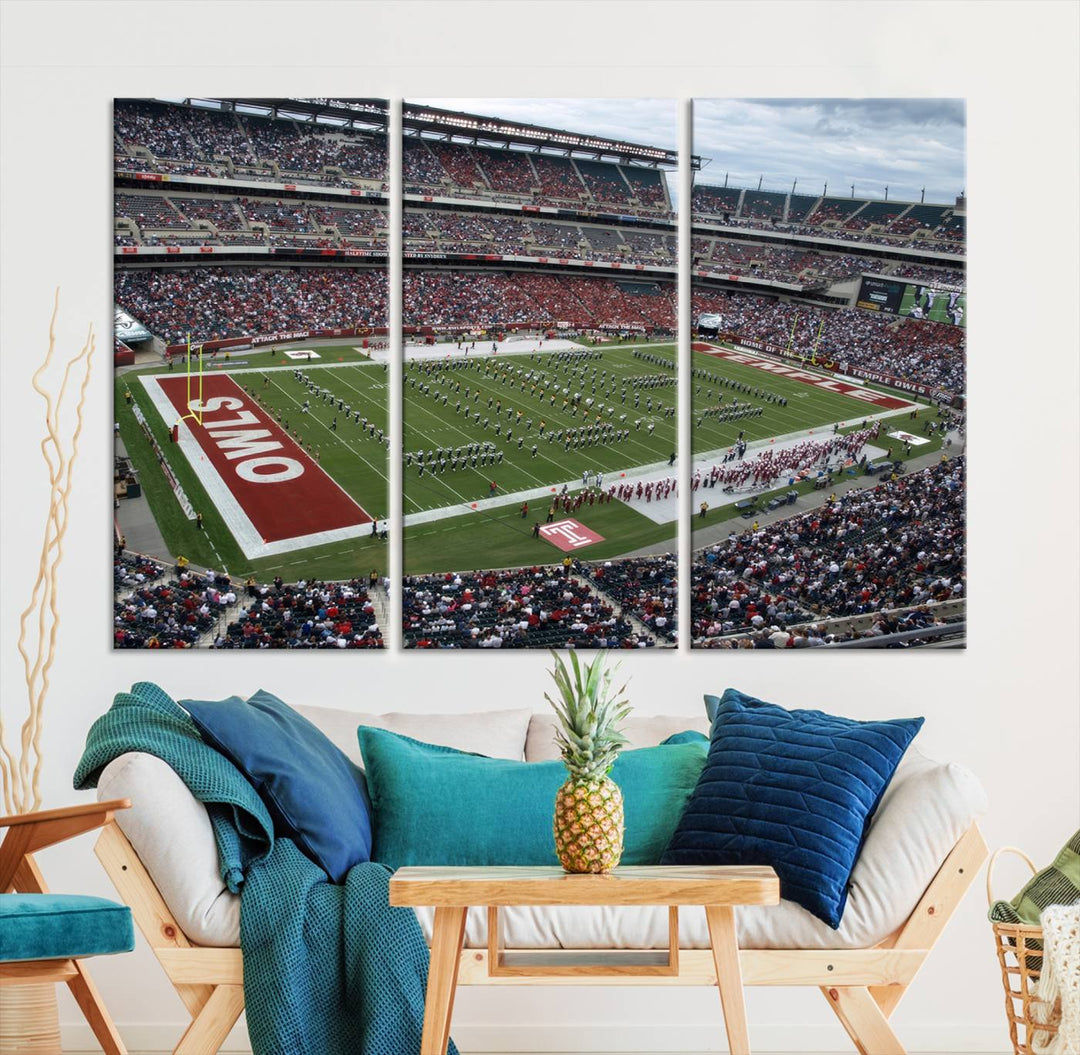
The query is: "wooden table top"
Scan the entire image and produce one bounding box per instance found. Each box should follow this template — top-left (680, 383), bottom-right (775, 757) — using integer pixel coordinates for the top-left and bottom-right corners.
top-left (389, 865), bottom-right (780, 907)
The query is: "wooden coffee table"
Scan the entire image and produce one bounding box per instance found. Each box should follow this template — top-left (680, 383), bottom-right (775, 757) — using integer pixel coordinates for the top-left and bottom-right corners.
top-left (390, 864), bottom-right (780, 1055)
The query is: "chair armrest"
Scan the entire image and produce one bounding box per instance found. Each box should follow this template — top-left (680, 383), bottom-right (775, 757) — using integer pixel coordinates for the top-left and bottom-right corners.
top-left (1, 800), bottom-right (131, 890)
top-left (0, 799), bottom-right (131, 829)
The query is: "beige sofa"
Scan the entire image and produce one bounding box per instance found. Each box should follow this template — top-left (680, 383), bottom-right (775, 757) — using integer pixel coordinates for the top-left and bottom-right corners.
top-left (95, 705), bottom-right (989, 1054)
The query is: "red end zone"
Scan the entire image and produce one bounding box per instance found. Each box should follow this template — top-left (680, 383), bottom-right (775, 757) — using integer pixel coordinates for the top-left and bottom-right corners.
top-left (692, 343), bottom-right (915, 411)
top-left (154, 373), bottom-right (371, 550)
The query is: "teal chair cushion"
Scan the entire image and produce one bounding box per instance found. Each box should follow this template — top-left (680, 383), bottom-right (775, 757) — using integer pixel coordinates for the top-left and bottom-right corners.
top-left (0, 894), bottom-right (135, 963)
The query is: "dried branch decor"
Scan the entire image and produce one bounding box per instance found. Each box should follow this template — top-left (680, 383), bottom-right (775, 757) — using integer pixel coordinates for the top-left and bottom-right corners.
top-left (0, 291), bottom-right (95, 814)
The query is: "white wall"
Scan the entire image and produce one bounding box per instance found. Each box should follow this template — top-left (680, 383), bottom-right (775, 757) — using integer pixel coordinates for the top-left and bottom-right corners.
top-left (1, 3), bottom-right (1078, 1052)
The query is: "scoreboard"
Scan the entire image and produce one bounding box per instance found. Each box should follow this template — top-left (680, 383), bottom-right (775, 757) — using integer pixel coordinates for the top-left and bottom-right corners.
top-left (856, 276), bottom-right (966, 328)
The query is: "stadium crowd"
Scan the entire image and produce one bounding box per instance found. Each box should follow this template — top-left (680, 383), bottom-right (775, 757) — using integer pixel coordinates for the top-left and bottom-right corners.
top-left (402, 136), bottom-right (672, 216)
top-left (690, 457), bottom-right (966, 645)
top-left (691, 287), bottom-right (965, 392)
top-left (576, 556), bottom-right (677, 642)
top-left (217, 578), bottom-right (383, 648)
top-left (402, 565), bottom-right (664, 649)
top-left (113, 552), bottom-right (385, 649)
top-left (114, 265), bottom-right (387, 343)
top-left (115, 100), bottom-right (387, 187)
top-left (114, 555), bottom-right (233, 648)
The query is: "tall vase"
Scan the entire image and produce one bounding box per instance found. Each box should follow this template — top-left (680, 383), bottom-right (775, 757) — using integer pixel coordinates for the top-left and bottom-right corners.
top-left (0, 983), bottom-right (61, 1055)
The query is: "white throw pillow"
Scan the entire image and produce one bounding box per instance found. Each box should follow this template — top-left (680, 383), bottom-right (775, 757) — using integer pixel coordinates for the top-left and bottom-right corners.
top-left (525, 712), bottom-right (710, 762)
top-left (296, 704), bottom-right (533, 765)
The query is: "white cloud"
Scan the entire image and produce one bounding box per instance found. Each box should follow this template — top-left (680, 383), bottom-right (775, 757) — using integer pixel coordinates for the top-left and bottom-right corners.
top-left (693, 98), bottom-right (965, 205)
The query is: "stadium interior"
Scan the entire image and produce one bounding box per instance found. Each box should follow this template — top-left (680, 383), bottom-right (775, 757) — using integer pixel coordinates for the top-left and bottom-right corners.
top-left (113, 97), bottom-right (965, 649)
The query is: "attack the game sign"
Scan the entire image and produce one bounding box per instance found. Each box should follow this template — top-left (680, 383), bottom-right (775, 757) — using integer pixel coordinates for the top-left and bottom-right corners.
top-left (538, 519), bottom-right (605, 551)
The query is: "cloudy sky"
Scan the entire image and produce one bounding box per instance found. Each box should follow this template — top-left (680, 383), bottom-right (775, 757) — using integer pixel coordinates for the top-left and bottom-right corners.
top-left (694, 98), bottom-right (966, 205)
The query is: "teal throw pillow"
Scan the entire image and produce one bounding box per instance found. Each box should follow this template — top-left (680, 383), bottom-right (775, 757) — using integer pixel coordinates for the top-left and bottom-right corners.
top-left (357, 727), bottom-right (707, 870)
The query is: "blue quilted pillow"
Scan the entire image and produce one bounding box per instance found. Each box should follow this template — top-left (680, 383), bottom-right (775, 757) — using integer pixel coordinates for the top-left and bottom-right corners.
top-left (662, 688), bottom-right (923, 928)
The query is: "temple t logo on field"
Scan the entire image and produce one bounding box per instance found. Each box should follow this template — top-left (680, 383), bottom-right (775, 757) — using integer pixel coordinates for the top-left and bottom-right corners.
top-left (539, 519), bottom-right (605, 551)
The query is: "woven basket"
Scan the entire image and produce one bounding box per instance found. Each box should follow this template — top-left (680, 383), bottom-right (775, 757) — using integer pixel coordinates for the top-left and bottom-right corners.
top-left (989, 846), bottom-right (1062, 1055)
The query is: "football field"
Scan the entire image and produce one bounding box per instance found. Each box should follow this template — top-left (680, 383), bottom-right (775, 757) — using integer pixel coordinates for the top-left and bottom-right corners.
top-left (403, 345), bottom-right (677, 514)
top-left (116, 345), bottom-right (389, 582)
top-left (690, 342), bottom-right (912, 455)
top-left (402, 343), bottom-right (679, 574)
top-left (117, 338), bottom-right (938, 581)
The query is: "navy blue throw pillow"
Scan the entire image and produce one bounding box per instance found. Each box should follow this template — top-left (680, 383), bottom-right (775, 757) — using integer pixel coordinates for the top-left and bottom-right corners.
top-left (181, 690), bottom-right (371, 882)
top-left (662, 689), bottom-right (923, 928)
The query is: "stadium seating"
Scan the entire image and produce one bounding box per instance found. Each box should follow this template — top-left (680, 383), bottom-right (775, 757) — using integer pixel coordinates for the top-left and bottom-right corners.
top-left (429, 142), bottom-right (484, 188)
top-left (575, 159), bottom-right (633, 205)
top-left (114, 100), bottom-right (386, 189)
top-left (691, 286), bottom-right (965, 391)
top-left (403, 137), bottom-right (446, 185)
top-left (113, 560), bottom-right (232, 649)
top-left (219, 578), bottom-right (383, 648)
top-left (691, 458), bottom-right (966, 646)
top-left (576, 556), bottom-right (676, 642)
top-left (784, 193), bottom-right (820, 221)
top-left (115, 265), bottom-right (387, 343)
top-left (740, 190), bottom-right (787, 220)
top-left (115, 194), bottom-right (190, 228)
top-left (622, 166), bottom-right (668, 208)
top-left (402, 567), bottom-right (657, 649)
top-left (531, 154), bottom-right (587, 201)
top-left (843, 200), bottom-right (905, 230)
top-left (475, 146), bottom-right (538, 194)
top-left (690, 185), bottom-right (742, 217)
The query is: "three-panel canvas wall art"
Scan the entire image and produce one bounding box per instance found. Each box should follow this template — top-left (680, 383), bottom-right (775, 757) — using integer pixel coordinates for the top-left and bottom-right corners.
top-left (113, 98), bottom-right (966, 650)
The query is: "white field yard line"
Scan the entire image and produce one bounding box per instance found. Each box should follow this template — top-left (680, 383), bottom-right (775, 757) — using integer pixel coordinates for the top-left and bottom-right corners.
top-left (402, 353), bottom-right (676, 514)
top-left (405, 361), bottom-right (672, 466)
top-left (138, 375), bottom-right (374, 560)
top-left (219, 360), bottom-right (386, 376)
top-left (263, 374), bottom-right (391, 491)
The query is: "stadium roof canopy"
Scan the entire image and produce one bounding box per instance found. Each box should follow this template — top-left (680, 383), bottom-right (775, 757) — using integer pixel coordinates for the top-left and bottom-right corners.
top-left (403, 103), bottom-right (697, 169)
top-left (171, 98), bottom-right (389, 132)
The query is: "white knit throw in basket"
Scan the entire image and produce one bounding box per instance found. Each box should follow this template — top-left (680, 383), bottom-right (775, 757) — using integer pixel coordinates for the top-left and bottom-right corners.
top-left (1032, 902), bottom-right (1080, 1055)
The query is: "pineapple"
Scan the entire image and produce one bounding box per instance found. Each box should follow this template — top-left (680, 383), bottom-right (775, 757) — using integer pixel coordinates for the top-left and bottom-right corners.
top-left (546, 650), bottom-right (632, 874)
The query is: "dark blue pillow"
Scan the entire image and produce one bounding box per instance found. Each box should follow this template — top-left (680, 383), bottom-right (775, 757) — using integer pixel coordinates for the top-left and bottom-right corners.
top-left (181, 690), bottom-right (371, 882)
top-left (662, 689), bottom-right (923, 928)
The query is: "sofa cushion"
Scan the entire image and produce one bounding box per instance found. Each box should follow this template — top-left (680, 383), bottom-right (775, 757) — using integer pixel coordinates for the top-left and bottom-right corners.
top-left (358, 728), bottom-right (707, 870)
top-left (181, 690), bottom-right (371, 882)
top-left (0, 894), bottom-right (134, 963)
top-left (96, 736), bottom-right (986, 952)
top-left (525, 712), bottom-right (710, 762)
top-left (662, 689), bottom-right (923, 929)
top-left (296, 704), bottom-right (533, 766)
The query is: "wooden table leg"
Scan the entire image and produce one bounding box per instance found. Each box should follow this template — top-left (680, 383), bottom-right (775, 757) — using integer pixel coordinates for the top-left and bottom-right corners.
top-left (705, 905), bottom-right (751, 1055)
top-left (422, 906), bottom-right (468, 1055)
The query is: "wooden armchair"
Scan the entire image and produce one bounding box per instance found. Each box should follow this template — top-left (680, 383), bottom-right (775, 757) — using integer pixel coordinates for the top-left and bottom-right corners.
top-left (0, 799), bottom-right (134, 1055)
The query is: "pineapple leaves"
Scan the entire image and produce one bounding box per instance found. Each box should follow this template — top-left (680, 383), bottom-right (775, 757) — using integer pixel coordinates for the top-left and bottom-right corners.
top-left (546, 650), bottom-right (631, 777)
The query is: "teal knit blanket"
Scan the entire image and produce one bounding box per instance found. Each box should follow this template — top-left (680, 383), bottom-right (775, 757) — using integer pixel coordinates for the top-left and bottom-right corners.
top-left (74, 682), bottom-right (456, 1055)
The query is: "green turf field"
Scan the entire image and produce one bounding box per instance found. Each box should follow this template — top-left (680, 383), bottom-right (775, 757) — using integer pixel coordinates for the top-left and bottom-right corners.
top-left (115, 344), bottom-right (389, 581)
top-left (403, 497), bottom-right (673, 576)
top-left (401, 344), bottom-right (678, 573)
top-left (690, 344), bottom-right (899, 455)
top-left (898, 285), bottom-right (966, 327)
top-left (402, 346), bottom-right (678, 514)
